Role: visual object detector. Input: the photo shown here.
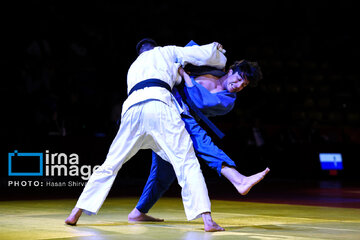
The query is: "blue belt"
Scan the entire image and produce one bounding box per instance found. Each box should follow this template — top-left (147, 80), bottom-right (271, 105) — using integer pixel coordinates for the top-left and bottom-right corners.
top-left (182, 86), bottom-right (225, 139)
top-left (128, 79), bottom-right (171, 96)
top-left (175, 82), bottom-right (225, 139)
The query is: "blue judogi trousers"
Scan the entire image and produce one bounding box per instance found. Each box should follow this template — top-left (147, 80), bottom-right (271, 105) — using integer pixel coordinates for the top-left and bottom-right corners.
top-left (136, 113), bottom-right (236, 213)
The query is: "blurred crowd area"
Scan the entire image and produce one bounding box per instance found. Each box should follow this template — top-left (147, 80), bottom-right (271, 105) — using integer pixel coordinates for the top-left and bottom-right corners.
top-left (3, 1), bottom-right (359, 150)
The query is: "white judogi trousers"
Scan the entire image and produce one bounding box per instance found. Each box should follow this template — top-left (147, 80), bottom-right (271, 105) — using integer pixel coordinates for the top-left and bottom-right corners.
top-left (75, 100), bottom-right (211, 220)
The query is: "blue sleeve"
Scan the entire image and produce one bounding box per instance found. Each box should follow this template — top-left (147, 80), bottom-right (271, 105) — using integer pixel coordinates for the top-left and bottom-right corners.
top-left (185, 78), bottom-right (237, 117)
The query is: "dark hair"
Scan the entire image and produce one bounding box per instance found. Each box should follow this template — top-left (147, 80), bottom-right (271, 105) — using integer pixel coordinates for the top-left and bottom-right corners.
top-left (230, 60), bottom-right (262, 87)
top-left (136, 38), bottom-right (157, 55)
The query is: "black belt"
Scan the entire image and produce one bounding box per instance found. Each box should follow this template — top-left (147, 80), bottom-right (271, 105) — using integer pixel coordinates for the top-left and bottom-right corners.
top-left (128, 79), bottom-right (171, 96)
top-left (127, 78), bottom-right (225, 139)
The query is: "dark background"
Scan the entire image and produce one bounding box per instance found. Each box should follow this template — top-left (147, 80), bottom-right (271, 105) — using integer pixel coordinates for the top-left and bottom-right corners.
top-left (2, 0), bottom-right (359, 200)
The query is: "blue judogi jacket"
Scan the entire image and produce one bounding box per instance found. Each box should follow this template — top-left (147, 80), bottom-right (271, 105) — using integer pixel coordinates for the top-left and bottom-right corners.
top-left (182, 77), bottom-right (236, 117)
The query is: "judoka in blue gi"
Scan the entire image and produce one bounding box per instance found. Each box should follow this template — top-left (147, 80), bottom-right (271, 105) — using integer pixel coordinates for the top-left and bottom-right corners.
top-left (128, 40), bottom-right (270, 222)
top-left (65, 39), bottom-right (228, 232)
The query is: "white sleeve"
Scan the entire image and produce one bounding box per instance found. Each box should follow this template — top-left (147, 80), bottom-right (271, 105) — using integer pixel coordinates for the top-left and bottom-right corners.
top-left (166, 43), bottom-right (227, 69)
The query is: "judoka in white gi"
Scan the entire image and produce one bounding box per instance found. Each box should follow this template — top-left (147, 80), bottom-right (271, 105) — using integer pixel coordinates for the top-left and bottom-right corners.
top-left (65, 39), bottom-right (227, 232)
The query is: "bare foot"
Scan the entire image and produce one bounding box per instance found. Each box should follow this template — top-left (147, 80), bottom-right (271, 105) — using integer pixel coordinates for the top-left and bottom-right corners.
top-left (128, 208), bottom-right (164, 222)
top-left (202, 212), bottom-right (225, 232)
top-left (221, 167), bottom-right (270, 196)
top-left (65, 207), bottom-right (83, 225)
top-left (236, 168), bottom-right (270, 195)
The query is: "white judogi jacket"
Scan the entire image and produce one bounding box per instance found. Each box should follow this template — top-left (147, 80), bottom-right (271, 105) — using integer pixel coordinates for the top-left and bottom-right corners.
top-left (122, 43), bottom-right (226, 116)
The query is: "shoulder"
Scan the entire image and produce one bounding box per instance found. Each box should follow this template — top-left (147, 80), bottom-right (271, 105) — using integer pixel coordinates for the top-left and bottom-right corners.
top-left (194, 75), bottom-right (219, 92)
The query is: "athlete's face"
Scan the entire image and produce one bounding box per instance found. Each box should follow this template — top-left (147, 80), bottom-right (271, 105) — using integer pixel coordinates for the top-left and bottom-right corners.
top-left (225, 70), bottom-right (249, 93)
